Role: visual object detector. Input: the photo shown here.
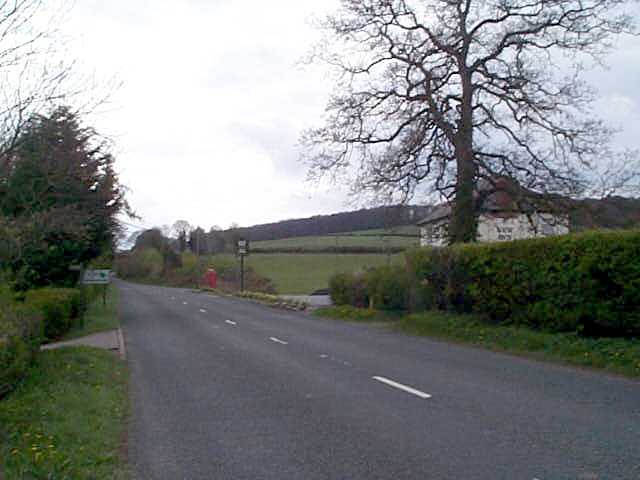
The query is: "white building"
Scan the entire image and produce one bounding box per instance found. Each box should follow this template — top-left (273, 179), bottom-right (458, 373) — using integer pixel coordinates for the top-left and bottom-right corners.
top-left (417, 183), bottom-right (570, 247)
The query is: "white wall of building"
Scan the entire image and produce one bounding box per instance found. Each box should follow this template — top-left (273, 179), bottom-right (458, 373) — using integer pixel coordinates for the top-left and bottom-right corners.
top-left (419, 212), bottom-right (569, 247)
top-left (477, 213), bottom-right (569, 243)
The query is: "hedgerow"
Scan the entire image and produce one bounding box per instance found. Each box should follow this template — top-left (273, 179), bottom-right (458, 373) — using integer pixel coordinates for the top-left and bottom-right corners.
top-left (405, 230), bottom-right (640, 337)
top-left (24, 288), bottom-right (82, 341)
top-left (0, 296), bottom-right (42, 397)
top-left (329, 272), bottom-right (368, 308)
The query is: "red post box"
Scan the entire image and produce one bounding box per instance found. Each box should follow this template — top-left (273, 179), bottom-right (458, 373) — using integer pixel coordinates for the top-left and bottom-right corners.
top-left (205, 269), bottom-right (217, 289)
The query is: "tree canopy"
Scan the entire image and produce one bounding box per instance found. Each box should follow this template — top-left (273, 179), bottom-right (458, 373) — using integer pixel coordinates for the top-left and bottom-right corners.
top-left (0, 107), bottom-right (129, 288)
top-left (302, 0), bottom-right (639, 243)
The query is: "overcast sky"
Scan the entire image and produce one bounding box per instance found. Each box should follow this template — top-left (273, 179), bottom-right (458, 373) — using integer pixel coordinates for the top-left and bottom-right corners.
top-left (64, 0), bottom-right (640, 232)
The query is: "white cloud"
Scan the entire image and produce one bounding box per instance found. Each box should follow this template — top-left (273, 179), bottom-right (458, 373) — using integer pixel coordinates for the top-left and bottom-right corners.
top-left (61, 0), bottom-right (640, 232)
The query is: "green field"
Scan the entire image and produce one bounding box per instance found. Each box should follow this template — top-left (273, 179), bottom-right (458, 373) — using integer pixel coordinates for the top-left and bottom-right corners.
top-left (215, 253), bottom-right (404, 294)
top-left (251, 225), bottom-right (420, 251)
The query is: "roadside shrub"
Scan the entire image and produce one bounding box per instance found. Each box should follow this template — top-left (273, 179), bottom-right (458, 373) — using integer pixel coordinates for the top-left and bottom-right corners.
top-left (365, 266), bottom-right (409, 311)
top-left (406, 230), bottom-right (640, 337)
top-left (25, 288), bottom-right (82, 340)
top-left (405, 247), bottom-right (471, 312)
top-left (115, 247), bottom-right (163, 279)
top-left (329, 272), bottom-right (368, 307)
top-left (0, 300), bottom-right (42, 397)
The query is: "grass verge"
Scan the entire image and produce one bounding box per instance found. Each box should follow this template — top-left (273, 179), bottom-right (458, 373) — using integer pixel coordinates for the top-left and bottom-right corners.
top-left (63, 285), bottom-right (120, 341)
top-left (0, 284), bottom-right (129, 478)
top-left (315, 306), bottom-right (640, 377)
top-left (235, 291), bottom-right (308, 311)
top-left (314, 305), bottom-right (401, 322)
top-left (0, 348), bottom-right (128, 479)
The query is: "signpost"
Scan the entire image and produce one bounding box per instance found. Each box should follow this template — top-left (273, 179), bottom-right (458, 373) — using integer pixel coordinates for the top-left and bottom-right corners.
top-left (82, 270), bottom-right (111, 285)
top-left (82, 269), bottom-right (112, 305)
top-left (237, 239), bottom-right (249, 292)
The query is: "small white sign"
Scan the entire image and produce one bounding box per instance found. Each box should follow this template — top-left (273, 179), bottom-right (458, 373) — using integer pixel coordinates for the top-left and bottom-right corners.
top-left (82, 269), bottom-right (111, 285)
top-left (237, 239), bottom-right (249, 256)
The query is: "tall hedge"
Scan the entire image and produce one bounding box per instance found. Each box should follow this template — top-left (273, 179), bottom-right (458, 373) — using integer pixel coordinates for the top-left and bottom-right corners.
top-left (329, 272), bottom-right (369, 308)
top-left (406, 230), bottom-right (640, 337)
top-left (365, 266), bottom-right (409, 311)
top-left (24, 288), bottom-right (82, 341)
top-left (328, 266), bottom-right (410, 311)
top-left (0, 298), bottom-right (42, 397)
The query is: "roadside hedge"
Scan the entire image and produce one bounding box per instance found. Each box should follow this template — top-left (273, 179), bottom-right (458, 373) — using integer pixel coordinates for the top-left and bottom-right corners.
top-left (365, 266), bottom-right (409, 311)
top-left (329, 272), bottom-right (369, 308)
top-left (0, 297), bottom-right (42, 397)
top-left (405, 230), bottom-right (640, 337)
top-left (329, 266), bottom-right (410, 311)
top-left (24, 288), bottom-right (82, 341)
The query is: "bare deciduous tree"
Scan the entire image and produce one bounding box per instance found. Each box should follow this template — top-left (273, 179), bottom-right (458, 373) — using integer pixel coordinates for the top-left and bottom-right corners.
top-left (171, 220), bottom-right (193, 238)
top-left (0, 0), bottom-right (117, 169)
top-left (302, 0), bottom-right (639, 243)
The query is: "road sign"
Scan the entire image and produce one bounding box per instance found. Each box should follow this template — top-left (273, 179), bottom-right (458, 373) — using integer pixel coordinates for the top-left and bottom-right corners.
top-left (82, 269), bottom-right (111, 285)
top-left (237, 239), bottom-right (249, 256)
top-left (236, 239), bottom-right (249, 292)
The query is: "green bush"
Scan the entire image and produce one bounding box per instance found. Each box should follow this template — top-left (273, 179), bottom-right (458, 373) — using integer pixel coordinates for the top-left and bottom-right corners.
top-left (25, 288), bottom-right (82, 340)
top-left (329, 272), bottom-right (368, 307)
top-left (365, 266), bottom-right (409, 311)
top-left (406, 230), bottom-right (640, 337)
top-left (115, 247), bottom-right (164, 279)
top-left (0, 300), bottom-right (42, 397)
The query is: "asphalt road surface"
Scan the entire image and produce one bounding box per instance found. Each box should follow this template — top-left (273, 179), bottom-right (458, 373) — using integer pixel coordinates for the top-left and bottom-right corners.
top-left (119, 281), bottom-right (639, 480)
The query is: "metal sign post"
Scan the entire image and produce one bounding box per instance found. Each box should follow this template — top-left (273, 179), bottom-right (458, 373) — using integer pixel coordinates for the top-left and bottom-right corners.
top-left (237, 239), bottom-right (249, 292)
top-left (82, 269), bottom-right (112, 306)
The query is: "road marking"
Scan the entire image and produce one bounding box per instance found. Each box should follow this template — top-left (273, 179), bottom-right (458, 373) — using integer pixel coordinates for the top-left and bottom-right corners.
top-left (225, 320), bottom-right (237, 326)
top-left (199, 309), bottom-right (207, 313)
top-left (269, 337), bottom-right (288, 345)
top-left (320, 354), bottom-right (329, 359)
top-left (183, 301), bottom-right (188, 305)
top-left (372, 376), bottom-right (432, 399)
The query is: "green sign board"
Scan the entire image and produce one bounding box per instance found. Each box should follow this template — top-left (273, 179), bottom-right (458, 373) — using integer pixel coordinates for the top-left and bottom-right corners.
top-left (82, 269), bottom-right (111, 285)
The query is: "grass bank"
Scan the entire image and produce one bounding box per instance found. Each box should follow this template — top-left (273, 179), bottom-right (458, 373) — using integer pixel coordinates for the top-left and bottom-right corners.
top-left (314, 306), bottom-right (640, 378)
top-left (0, 285), bottom-right (129, 479)
top-left (314, 305), bottom-right (402, 323)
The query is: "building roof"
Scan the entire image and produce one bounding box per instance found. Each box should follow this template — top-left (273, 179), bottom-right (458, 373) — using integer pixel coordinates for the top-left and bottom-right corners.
top-left (416, 178), bottom-right (557, 226)
top-left (417, 204), bottom-right (452, 225)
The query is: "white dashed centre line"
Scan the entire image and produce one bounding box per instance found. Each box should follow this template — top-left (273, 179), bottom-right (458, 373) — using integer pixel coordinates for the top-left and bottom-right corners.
top-left (372, 376), bottom-right (432, 399)
top-left (225, 320), bottom-right (237, 326)
top-left (199, 309), bottom-right (207, 313)
top-left (183, 301), bottom-right (188, 305)
top-left (269, 337), bottom-right (288, 345)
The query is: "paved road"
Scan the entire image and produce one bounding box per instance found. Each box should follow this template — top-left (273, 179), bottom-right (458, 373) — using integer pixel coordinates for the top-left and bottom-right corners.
top-left (119, 281), bottom-right (639, 480)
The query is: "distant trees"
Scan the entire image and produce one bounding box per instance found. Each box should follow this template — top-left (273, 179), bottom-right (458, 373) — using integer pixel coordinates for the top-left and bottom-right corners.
top-left (170, 220), bottom-right (192, 252)
top-left (0, 107), bottom-right (129, 288)
top-left (134, 229), bottom-right (167, 251)
top-left (303, 0), bottom-right (639, 243)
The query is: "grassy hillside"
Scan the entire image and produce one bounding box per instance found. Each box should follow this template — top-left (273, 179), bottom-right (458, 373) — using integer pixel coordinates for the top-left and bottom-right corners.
top-left (252, 226), bottom-right (420, 252)
top-left (216, 253), bottom-right (404, 295)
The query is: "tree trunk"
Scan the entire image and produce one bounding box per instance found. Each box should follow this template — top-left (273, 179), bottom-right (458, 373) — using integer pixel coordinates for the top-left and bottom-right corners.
top-left (449, 144), bottom-right (476, 243)
top-left (449, 67), bottom-right (477, 244)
